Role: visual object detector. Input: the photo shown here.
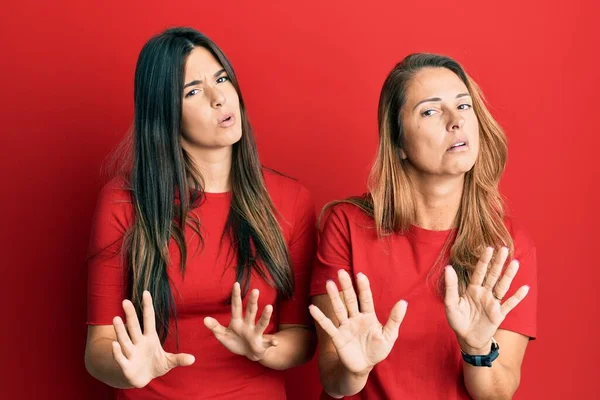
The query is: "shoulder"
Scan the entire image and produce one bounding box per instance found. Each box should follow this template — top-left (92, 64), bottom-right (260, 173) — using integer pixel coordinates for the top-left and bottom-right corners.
top-left (262, 168), bottom-right (312, 211)
top-left (93, 175), bottom-right (134, 227)
top-left (504, 216), bottom-right (536, 259)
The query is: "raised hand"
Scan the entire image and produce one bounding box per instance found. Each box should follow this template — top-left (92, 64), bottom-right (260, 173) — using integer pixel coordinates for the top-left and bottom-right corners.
top-left (309, 270), bottom-right (408, 374)
top-left (444, 247), bottom-right (530, 354)
top-left (204, 282), bottom-right (278, 361)
top-left (111, 291), bottom-right (195, 388)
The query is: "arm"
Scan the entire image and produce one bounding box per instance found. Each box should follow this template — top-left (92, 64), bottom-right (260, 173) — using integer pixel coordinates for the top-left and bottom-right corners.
top-left (258, 323), bottom-right (316, 370)
top-left (444, 247), bottom-right (534, 400)
top-left (463, 329), bottom-right (529, 400)
top-left (85, 325), bottom-right (134, 389)
top-left (310, 271), bottom-right (407, 398)
top-left (85, 292), bottom-right (194, 389)
top-left (311, 293), bottom-right (372, 398)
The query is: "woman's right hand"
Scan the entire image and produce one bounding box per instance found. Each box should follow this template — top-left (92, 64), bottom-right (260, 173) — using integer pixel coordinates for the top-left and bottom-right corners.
top-left (309, 270), bottom-right (408, 375)
top-left (111, 291), bottom-right (195, 388)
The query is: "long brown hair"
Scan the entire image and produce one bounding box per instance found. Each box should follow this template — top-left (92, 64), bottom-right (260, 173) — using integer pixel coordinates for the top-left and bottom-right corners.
top-left (325, 53), bottom-right (512, 293)
top-left (119, 27), bottom-right (293, 343)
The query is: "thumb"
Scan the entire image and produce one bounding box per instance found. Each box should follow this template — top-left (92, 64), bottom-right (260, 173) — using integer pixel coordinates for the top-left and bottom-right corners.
top-left (204, 317), bottom-right (228, 336)
top-left (444, 266), bottom-right (460, 308)
top-left (165, 352), bottom-right (195, 369)
top-left (382, 300), bottom-right (408, 342)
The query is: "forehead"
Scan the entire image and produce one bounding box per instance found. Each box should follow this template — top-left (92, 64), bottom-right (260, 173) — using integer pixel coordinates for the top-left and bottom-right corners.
top-left (406, 67), bottom-right (469, 103)
top-left (184, 46), bottom-right (223, 80)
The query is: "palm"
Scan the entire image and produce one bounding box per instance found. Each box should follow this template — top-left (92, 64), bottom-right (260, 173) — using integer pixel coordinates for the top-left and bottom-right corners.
top-left (444, 247), bottom-right (531, 351)
top-left (123, 335), bottom-right (171, 387)
top-left (310, 270), bottom-right (408, 374)
top-left (111, 291), bottom-right (195, 388)
top-left (334, 313), bottom-right (395, 373)
top-left (205, 283), bottom-right (277, 362)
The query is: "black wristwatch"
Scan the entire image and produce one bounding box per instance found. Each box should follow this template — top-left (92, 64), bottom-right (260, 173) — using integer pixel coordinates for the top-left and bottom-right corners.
top-left (461, 338), bottom-right (500, 367)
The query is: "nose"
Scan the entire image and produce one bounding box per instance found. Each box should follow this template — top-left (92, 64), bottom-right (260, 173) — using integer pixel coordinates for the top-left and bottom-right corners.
top-left (447, 109), bottom-right (465, 131)
top-left (209, 87), bottom-right (226, 108)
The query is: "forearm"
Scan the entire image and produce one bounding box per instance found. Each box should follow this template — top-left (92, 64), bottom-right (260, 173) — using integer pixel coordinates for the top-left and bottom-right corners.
top-left (317, 350), bottom-right (371, 398)
top-left (258, 327), bottom-right (316, 370)
top-left (463, 359), bottom-right (519, 399)
top-left (85, 338), bottom-right (134, 389)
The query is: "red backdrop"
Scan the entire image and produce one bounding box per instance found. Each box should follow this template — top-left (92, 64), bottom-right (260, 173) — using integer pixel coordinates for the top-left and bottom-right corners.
top-left (1, 0), bottom-right (598, 398)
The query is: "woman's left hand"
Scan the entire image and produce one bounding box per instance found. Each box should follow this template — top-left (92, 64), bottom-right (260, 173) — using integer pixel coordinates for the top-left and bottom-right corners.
top-left (444, 247), bottom-right (530, 354)
top-left (204, 282), bottom-right (278, 361)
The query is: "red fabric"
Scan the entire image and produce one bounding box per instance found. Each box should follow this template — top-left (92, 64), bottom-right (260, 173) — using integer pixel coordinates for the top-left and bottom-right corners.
top-left (87, 170), bottom-right (316, 400)
top-left (310, 203), bottom-right (537, 400)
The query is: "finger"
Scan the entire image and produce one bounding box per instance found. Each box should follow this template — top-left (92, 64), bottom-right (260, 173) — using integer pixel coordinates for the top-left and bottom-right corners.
top-left (262, 334), bottom-right (279, 349)
top-left (493, 260), bottom-right (519, 300)
top-left (500, 285), bottom-right (530, 316)
top-left (356, 273), bottom-right (376, 314)
top-left (203, 317), bottom-right (228, 337)
top-left (122, 299), bottom-right (143, 344)
top-left (444, 266), bottom-right (460, 308)
top-left (326, 279), bottom-right (348, 323)
top-left (382, 300), bottom-right (408, 342)
top-left (470, 247), bottom-right (493, 286)
top-left (245, 289), bottom-right (259, 326)
top-left (483, 247), bottom-right (509, 291)
top-left (112, 316), bottom-right (134, 359)
top-left (309, 304), bottom-right (339, 339)
top-left (255, 304), bottom-right (273, 336)
top-left (111, 341), bottom-right (129, 370)
top-left (165, 352), bottom-right (196, 368)
top-left (338, 270), bottom-right (359, 317)
top-left (231, 282), bottom-right (243, 320)
top-left (141, 291), bottom-right (156, 335)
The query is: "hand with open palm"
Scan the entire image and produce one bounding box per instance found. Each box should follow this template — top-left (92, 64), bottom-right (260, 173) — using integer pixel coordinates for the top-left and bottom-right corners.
top-left (444, 247), bottom-right (530, 354)
top-left (309, 270), bottom-right (408, 375)
top-left (204, 283), bottom-right (278, 362)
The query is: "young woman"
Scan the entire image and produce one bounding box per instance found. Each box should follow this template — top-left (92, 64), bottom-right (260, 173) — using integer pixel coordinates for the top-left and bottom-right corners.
top-left (309, 54), bottom-right (536, 399)
top-left (84, 27), bottom-right (316, 399)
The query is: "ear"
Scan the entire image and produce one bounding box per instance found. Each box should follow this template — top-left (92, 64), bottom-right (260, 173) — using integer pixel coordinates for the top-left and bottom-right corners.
top-left (399, 148), bottom-right (408, 160)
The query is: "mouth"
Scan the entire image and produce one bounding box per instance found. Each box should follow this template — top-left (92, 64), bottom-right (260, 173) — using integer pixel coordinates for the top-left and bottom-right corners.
top-left (447, 140), bottom-right (468, 151)
top-left (218, 113), bottom-right (235, 127)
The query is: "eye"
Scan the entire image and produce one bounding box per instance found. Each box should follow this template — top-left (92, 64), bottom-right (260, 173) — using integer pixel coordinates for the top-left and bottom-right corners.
top-left (458, 103), bottom-right (472, 110)
top-left (216, 75), bottom-right (230, 84)
top-left (421, 109), bottom-right (437, 117)
top-left (185, 89), bottom-right (200, 98)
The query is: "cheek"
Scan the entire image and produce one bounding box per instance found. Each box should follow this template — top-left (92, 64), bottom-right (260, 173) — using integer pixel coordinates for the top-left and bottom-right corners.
top-left (182, 104), bottom-right (211, 132)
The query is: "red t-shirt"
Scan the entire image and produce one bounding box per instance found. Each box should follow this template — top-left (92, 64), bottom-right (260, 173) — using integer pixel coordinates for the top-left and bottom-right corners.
top-left (310, 203), bottom-right (537, 400)
top-left (87, 170), bottom-right (317, 400)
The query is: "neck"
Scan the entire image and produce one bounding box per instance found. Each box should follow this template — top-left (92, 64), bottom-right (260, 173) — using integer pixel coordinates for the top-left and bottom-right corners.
top-left (406, 166), bottom-right (465, 231)
top-left (185, 146), bottom-right (233, 193)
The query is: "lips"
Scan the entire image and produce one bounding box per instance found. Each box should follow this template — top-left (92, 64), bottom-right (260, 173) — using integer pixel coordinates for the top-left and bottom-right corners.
top-left (218, 113), bottom-right (235, 128)
top-left (447, 140), bottom-right (468, 151)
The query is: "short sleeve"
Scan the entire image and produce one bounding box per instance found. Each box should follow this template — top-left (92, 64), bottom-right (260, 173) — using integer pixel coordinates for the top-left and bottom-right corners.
top-left (277, 185), bottom-right (317, 325)
top-left (499, 223), bottom-right (537, 339)
top-left (309, 205), bottom-right (353, 297)
top-left (86, 180), bottom-right (133, 325)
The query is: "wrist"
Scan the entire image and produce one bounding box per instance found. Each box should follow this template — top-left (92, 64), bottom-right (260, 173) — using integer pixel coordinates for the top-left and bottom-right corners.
top-left (346, 364), bottom-right (373, 379)
top-left (458, 338), bottom-right (493, 356)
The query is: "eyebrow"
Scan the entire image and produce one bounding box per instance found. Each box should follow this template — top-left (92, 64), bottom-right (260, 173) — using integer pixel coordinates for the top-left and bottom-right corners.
top-left (183, 69), bottom-right (227, 89)
top-left (413, 92), bottom-right (471, 110)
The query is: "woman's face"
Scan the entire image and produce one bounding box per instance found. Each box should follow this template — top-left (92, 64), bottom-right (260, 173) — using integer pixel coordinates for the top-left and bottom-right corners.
top-left (180, 47), bottom-right (242, 152)
top-left (399, 67), bottom-right (480, 178)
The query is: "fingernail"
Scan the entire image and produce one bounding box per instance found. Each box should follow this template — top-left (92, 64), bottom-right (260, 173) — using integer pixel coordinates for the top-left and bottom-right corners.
top-left (401, 300), bottom-right (408, 306)
top-left (357, 272), bottom-right (364, 278)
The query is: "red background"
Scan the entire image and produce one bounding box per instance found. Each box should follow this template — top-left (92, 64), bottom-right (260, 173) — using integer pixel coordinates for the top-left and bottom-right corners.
top-left (1, 0), bottom-right (598, 398)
